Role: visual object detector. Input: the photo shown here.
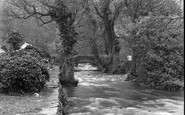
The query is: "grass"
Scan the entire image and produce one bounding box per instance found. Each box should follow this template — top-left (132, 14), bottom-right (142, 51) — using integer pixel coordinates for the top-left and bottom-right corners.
top-left (0, 95), bottom-right (46, 115)
top-left (0, 66), bottom-right (60, 115)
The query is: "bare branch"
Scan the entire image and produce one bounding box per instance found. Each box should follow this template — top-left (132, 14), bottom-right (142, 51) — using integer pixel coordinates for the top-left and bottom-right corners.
top-left (112, 2), bottom-right (124, 24)
top-left (38, 19), bottom-right (53, 27)
top-left (6, 0), bottom-right (52, 26)
top-left (93, 4), bottom-right (103, 18)
top-left (38, 0), bottom-right (55, 9)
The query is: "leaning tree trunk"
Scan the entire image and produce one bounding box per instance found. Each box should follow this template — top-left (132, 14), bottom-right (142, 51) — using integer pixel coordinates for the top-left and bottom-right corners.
top-left (51, 0), bottom-right (78, 87)
top-left (51, 0), bottom-right (78, 114)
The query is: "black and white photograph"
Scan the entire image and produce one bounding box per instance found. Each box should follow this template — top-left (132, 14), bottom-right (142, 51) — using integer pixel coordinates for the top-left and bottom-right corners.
top-left (0, 0), bottom-right (184, 115)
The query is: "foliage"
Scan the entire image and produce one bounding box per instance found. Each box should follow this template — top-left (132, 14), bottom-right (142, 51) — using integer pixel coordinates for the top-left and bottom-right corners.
top-left (4, 30), bottom-right (23, 50)
top-left (73, 0), bottom-right (183, 73)
top-left (126, 16), bottom-right (184, 90)
top-left (50, 0), bottom-right (77, 56)
top-left (112, 60), bottom-right (132, 74)
top-left (23, 45), bottom-right (51, 59)
top-left (0, 50), bottom-right (49, 93)
top-left (4, 0), bottom-right (183, 90)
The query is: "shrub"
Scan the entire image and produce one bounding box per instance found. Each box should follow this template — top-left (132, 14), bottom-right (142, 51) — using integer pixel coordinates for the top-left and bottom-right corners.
top-left (113, 60), bottom-right (132, 74)
top-left (126, 17), bottom-right (184, 90)
top-left (5, 30), bottom-right (23, 50)
top-left (0, 50), bottom-right (49, 93)
top-left (23, 45), bottom-right (51, 59)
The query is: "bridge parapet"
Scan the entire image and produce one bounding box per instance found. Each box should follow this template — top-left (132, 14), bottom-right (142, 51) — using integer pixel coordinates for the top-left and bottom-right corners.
top-left (74, 55), bottom-right (97, 66)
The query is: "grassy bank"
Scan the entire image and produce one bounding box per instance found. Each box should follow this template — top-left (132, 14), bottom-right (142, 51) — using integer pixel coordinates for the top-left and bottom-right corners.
top-left (0, 66), bottom-right (59, 115)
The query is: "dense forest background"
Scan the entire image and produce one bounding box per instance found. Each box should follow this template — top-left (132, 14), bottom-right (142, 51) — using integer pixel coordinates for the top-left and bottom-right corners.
top-left (0, 0), bottom-right (184, 90)
top-left (0, 0), bottom-right (183, 56)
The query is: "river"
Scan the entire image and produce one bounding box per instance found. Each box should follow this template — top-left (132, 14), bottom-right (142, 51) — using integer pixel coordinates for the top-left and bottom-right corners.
top-left (40, 64), bottom-right (184, 115)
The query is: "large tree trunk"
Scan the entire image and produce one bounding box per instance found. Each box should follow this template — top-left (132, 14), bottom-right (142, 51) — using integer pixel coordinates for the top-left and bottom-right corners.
top-left (86, 0), bottom-right (121, 73)
top-left (102, 19), bottom-right (120, 73)
top-left (49, 1), bottom-right (78, 114)
top-left (99, 0), bottom-right (121, 73)
top-left (52, 0), bottom-right (78, 87)
top-left (91, 38), bottom-right (108, 72)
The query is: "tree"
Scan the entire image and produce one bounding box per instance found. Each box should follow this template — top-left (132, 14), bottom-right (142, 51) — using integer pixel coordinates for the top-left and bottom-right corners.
top-left (0, 1), bottom-right (57, 54)
top-left (71, 0), bottom-right (125, 72)
top-left (116, 0), bottom-right (184, 90)
top-left (6, 0), bottom-right (78, 84)
top-left (90, 0), bottom-right (124, 72)
top-left (5, 0), bottom-right (78, 114)
top-left (126, 16), bottom-right (183, 90)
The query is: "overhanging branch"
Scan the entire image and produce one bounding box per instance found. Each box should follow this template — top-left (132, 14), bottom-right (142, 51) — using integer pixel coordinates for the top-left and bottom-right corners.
top-left (6, 0), bottom-right (52, 26)
top-left (93, 4), bottom-right (103, 18)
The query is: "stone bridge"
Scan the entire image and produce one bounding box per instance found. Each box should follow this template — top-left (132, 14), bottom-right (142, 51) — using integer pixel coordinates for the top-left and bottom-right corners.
top-left (74, 55), bottom-right (97, 66)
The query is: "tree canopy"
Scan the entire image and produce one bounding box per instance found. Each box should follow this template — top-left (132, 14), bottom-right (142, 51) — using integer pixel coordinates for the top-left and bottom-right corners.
top-left (1, 0), bottom-right (184, 90)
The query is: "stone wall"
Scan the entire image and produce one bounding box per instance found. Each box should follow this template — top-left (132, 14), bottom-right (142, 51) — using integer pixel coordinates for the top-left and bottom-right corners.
top-left (57, 84), bottom-right (68, 115)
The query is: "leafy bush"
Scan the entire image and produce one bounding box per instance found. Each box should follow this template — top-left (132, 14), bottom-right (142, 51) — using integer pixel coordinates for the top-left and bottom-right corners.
top-left (0, 50), bottom-right (49, 93)
top-left (113, 60), bottom-right (132, 74)
top-left (126, 17), bottom-right (184, 90)
top-left (23, 45), bottom-right (51, 59)
top-left (4, 30), bottom-right (23, 50)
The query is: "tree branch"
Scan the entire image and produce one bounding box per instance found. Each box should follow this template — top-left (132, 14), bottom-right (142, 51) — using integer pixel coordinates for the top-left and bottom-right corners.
top-left (6, 0), bottom-right (52, 26)
top-left (112, 2), bottom-right (124, 24)
top-left (93, 4), bottom-right (103, 18)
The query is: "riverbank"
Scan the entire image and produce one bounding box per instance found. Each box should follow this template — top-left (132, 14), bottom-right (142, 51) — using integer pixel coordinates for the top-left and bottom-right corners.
top-left (126, 75), bottom-right (184, 91)
top-left (0, 66), bottom-right (59, 115)
top-left (0, 65), bottom-right (184, 115)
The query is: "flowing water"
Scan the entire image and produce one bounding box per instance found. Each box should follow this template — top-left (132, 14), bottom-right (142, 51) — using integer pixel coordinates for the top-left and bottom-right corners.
top-left (41, 64), bottom-right (184, 115)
